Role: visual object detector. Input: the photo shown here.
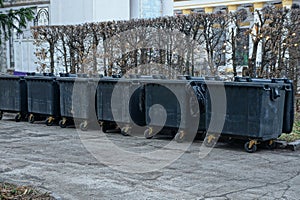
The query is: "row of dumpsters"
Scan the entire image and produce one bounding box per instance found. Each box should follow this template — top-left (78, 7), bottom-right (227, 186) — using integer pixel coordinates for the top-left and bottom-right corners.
top-left (0, 73), bottom-right (294, 152)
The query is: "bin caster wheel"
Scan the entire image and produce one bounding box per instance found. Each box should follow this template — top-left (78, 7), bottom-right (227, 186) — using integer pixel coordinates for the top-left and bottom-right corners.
top-left (0, 111), bottom-right (3, 120)
top-left (144, 127), bottom-right (154, 139)
top-left (203, 135), bottom-right (216, 147)
top-left (244, 141), bottom-right (257, 153)
top-left (102, 123), bottom-right (108, 133)
top-left (174, 131), bottom-right (186, 143)
top-left (266, 140), bottom-right (276, 150)
top-left (15, 113), bottom-right (22, 122)
top-left (80, 122), bottom-right (88, 131)
top-left (28, 114), bottom-right (34, 124)
top-left (46, 117), bottom-right (54, 126)
top-left (59, 119), bottom-right (67, 128)
top-left (121, 127), bottom-right (131, 136)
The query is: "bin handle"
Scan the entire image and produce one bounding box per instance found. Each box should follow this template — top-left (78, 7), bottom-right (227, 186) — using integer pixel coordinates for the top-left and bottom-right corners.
top-left (271, 87), bottom-right (280, 101)
top-left (131, 80), bottom-right (140, 85)
top-left (285, 85), bottom-right (292, 91)
top-left (234, 76), bottom-right (252, 82)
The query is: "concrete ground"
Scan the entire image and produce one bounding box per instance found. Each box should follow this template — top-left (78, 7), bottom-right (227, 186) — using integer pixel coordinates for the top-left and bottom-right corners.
top-left (0, 114), bottom-right (300, 200)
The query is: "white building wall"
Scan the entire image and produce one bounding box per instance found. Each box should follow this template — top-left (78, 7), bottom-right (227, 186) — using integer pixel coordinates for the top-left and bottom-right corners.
top-left (130, 0), bottom-right (173, 19)
top-left (93, 0), bottom-right (130, 22)
top-left (50, 0), bottom-right (130, 25)
top-left (5, 40), bottom-right (10, 72)
top-left (50, 0), bottom-right (94, 25)
top-left (162, 0), bottom-right (174, 16)
top-left (14, 39), bottom-right (36, 72)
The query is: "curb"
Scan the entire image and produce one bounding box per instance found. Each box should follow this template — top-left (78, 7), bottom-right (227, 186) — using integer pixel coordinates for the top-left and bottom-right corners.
top-left (276, 140), bottom-right (300, 151)
top-left (287, 140), bottom-right (300, 151)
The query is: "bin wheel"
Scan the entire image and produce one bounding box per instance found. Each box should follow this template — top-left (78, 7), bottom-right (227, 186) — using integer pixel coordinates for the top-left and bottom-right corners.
top-left (59, 119), bottom-right (67, 128)
top-left (28, 114), bottom-right (34, 124)
top-left (144, 127), bottom-right (154, 139)
top-left (266, 140), bottom-right (277, 150)
top-left (174, 131), bottom-right (186, 143)
top-left (15, 113), bottom-right (22, 122)
top-left (244, 141), bottom-right (257, 153)
top-left (46, 117), bottom-right (54, 126)
top-left (80, 122), bottom-right (88, 131)
top-left (203, 135), bottom-right (216, 147)
top-left (102, 123), bottom-right (108, 133)
top-left (121, 127), bottom-right (131, 136)
top-left (0, 111), bottom-right (3, 120)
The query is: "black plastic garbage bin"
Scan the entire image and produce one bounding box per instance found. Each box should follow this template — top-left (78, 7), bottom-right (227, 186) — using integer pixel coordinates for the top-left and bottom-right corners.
top-left (234, 77), bottom-right (294, 134)
top-left (280, 79), bottom-right (294, 134)
top-left (96, 77), bottom-right (147, 136)
top-left (142, 79), bottom-right (202, 142)
top-left (25, 75), bottom-right (60, 125)
top-left (0, 75), bottom-right (27, 121)
top-left (203, 80), bottom-right (287, 152)
top-left (57, 76), bottom-right (96, 131)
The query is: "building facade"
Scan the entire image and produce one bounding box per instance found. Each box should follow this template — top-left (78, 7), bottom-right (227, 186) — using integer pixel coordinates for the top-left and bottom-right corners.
top-left (174, 0), bottom-right (299, 13)
top-left (1, 0), bottom-right (299, 74)
top-left (174, 0), bottom-right (300, 75)
top-left (0, 0), bottom-right (50, 73)
top-left (0, 0), bottom-right (173, 73)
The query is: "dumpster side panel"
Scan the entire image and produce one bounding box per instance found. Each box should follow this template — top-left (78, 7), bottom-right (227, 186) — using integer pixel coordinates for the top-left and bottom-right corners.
top-left (72, 80), bottom-right (93, 119)
top-left (20, 79), bottom-right (28, 113)
top-left (234, 77), bottom-right (294, 134)
top-left (128, 83), bottom-right (146, 126)
top-left (96, 83), bottom-right (103, 121)
top-left (206, 82), bottom-right (285, 141)
top-left (282, 82), bottom-right (294, 133)
top-left (59, 80), bottom-right (74, 118)
top-left (27, 78), bottom-right (60, 116)
top-left (145, 82), bottom-right (186, 129)
top-left (101, 81), bottom-right (118, 122)
top-left (225, 86), bottom-right (261, 137)
top-left (0, 76), bottom-right (27, 113)
top-left (59, 78), bottom-right (95, 120)
top-left (97, 79), bottom-right (147, 126)
top-left (259, 88), bottom-right (285, 139)
top-left (0, 78), bottom-right (21, 111)
top-left (112, 81), bottom-right (130, 123)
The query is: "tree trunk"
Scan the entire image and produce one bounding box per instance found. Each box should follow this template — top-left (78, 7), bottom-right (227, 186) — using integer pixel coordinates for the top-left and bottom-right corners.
top-left (69, 48), bottom-right (76, 74)
top-left (92, 36), bottom-right (98, 73)
top-left (248, 40), bottom-right (259, 77)
top-left (60, 34), bottom-right (68, 73)
top-left (49, 42), bottom-right (55, 73)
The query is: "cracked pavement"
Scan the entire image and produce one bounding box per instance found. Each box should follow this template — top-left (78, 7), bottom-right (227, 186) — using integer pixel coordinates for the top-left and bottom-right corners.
top-left (0, 114), bottom-right (300, 200)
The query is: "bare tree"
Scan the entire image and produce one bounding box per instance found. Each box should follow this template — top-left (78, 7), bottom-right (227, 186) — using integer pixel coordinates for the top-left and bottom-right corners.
top-left (200, 12), bottom-right (229, 75)
top-left (227, 9), bottom-right (248, 77)
top-left (31, 6), bottom-right (300, 92)
top-left (32, 26), bottom-right (59, 73)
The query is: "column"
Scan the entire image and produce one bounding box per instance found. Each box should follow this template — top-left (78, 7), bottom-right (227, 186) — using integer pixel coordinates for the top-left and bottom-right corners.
top-left (182, 9), bottom-right (192, 15)
top-left (282, 0), bottom-right (293, 9)
top-left (204, 7), bottom-right (214, 13)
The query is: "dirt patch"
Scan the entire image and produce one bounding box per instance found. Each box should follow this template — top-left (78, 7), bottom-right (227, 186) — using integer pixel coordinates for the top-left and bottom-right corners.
top-left (0, 182), bottom-right (55, 200)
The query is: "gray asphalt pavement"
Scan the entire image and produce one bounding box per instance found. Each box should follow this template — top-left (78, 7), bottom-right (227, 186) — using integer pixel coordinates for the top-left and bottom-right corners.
top-left (0, 114), bottom-right (300, 200)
